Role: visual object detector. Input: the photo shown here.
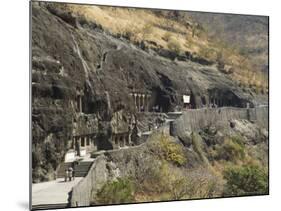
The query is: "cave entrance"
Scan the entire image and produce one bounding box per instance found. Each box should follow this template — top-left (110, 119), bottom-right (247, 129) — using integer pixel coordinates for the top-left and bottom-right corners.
top-left (208, 89), bottom-right (244, 108)
top-left (96, 134), bottom-right (113, 151)
top-left (151, 88), bottom-right (171, 113)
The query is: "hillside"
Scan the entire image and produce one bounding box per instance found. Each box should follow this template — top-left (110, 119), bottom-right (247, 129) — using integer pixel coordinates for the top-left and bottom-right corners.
top-left (31, 2), bottom-right (268, 207)
top-left (188, 12), bottom-right (269, 74)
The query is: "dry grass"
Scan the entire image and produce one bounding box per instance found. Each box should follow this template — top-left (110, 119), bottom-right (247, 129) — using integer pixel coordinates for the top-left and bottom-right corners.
top-left (67, 5), bottom-right (210, 52)
top-left (65, 4), bottom-right (267, 91)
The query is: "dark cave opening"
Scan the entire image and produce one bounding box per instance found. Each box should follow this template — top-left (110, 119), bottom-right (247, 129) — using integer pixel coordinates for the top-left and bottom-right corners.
top-left (52, 85), bottom-right (64, 99)
top-left (208, 89), bottom-right (245, 108)
top-left (96, 134), bottom-right (113, 150)
top-left (151, 88), bottom-right (172, 112)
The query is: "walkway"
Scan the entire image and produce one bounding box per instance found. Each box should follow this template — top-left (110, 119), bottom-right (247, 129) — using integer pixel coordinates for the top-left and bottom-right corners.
top-left (32, 177), bottom-right (83, 209)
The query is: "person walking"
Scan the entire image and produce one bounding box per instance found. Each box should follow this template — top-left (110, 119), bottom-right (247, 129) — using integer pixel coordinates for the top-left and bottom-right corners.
top-left (72, 162), bottom-right (76, 181)
top-left (65, 169), bottom-right (69, 182)
top-left (68, 167), bottom-right (73, 181)
top-left (72, 168), bottom-right (75, 181)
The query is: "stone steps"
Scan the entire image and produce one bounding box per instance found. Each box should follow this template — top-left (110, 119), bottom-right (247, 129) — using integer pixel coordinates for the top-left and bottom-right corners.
top-left (74, 162), bottom-right (93, 177)
top-left (57, 161), bottom-right (93, 178)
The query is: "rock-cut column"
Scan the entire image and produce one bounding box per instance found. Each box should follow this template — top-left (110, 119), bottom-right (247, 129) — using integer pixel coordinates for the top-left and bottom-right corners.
top-left (79, 95), bottom-right (82, 113)
top-left (137, 94), bottom-right (140, 112)
top-left (141, 94), bottom-right (145, 112)
top-left (134, 93), bottom-right (137, 111)
top-left (146, 95), bottom-right (150, 112)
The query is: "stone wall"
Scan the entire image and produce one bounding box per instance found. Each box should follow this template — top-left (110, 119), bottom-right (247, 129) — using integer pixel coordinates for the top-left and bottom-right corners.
top-left (70, 156), bottom-right (108, 207)
top-left (254, 106), bottom-right (269, 129)
top-left (171, 107), bottom-right (268, 137)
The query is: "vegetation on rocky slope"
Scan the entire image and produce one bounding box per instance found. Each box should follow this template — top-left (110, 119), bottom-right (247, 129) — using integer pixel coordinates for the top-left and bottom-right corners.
top-left (223, 163), bottom-right (268, 196)
top-left (93, 119), bottom-right (268, 204)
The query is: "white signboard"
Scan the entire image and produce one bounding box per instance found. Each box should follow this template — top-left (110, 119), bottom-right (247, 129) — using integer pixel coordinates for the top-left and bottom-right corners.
top-left (80, 149), bottom-right (87, 157)
top-left (64, 150), bottom-right (76, 162)
top-left (183, 95), bottom-right (190, 103)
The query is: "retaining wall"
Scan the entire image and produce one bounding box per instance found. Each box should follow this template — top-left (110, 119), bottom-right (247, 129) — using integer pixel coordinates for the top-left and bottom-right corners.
top-left (171, 107), bottom-right (268, 136)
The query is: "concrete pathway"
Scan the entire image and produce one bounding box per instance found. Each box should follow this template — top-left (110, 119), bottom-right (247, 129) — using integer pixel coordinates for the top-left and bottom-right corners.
top-left (32, 177), bottom-right (83, 207)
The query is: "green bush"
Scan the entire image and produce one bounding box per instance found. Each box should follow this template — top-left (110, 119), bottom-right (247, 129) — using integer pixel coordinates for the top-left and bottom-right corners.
top-left (150, 133), bottom-right (187, 166)
top-left (160, 139), bottom-right (186, 166)
top-left (223, 163), bottom-right (268, 196)
top-left (96, 178), bottom-right (135, 204)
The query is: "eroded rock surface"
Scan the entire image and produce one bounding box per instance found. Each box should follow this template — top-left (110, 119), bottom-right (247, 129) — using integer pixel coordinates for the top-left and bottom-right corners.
top-left (31, 3), bottom-right (268, 182)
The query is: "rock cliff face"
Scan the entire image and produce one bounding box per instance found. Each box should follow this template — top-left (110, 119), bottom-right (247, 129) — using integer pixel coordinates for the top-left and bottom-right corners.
top-left (31, 2), bottom-right (268, 182)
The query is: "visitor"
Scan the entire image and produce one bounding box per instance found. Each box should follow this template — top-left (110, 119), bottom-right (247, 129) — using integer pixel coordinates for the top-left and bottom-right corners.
top-left (72, 168), bottom-right (75, 181)
top-left (68, 167), bottom-right (73, 181)
top-left (65, 169), bottom-right (69, 182)
top-left (72, 163), bottom-right (76, 181)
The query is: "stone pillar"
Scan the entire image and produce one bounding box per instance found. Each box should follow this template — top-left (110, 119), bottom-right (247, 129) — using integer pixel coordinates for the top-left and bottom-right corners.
top-left (130, 93), bottom-right (134, 109)
top-left (112, 134), bottom-right (115, 145)
top-left (76, 136), bottom-right (81, 156)
top-left (146, 95), bottom-right (150, 112)
top-left (138, 94), bottom-right (142, 112)
top-left (138, 94), bottom-right (141, 111)
top-left (119, 136), bottom-right (122, 147)
top-left (126, 134), bottom-right (129, 146)
top-left (136, 94), bottom-right (139, 112)
top-left (118, 136), bottom-right (121, 147)
top-left (128, 133), bottom-right (131, 146)
top-left (138, 94), bottom-right (140, 112)
top-left (141, 94), bottom-right (145, 112)
top-left (79, 95), bottom-right (82, 113)
top-left (134, 93), bottom-right (137, 111)
top-left (78, 137), bottom-right (81, 148)
top-left (143, 94), bottom-right (146, 112)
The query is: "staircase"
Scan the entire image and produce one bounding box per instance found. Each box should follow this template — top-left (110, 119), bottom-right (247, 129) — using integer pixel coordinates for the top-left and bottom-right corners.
top-left (74, 161), bottom-right (93, 177)
top-left (57, 161), bottom-right (93, 178)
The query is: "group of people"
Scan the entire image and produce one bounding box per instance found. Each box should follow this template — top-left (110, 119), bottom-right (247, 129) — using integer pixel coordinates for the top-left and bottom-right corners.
top-left (65, 167), bottom-right (75, 182)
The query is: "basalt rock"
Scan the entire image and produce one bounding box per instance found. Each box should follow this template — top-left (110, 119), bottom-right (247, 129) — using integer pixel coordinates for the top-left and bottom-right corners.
top-left (31, 2), bottom-right (267, 181)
